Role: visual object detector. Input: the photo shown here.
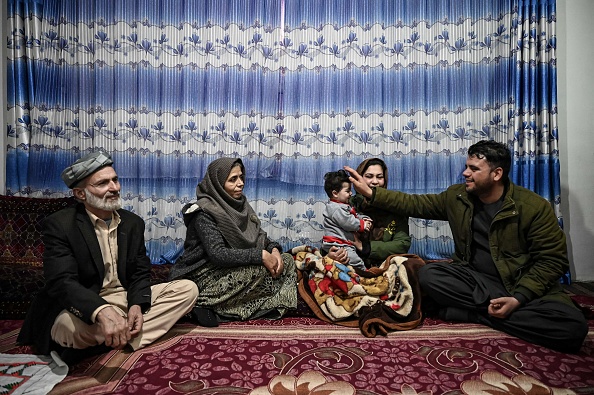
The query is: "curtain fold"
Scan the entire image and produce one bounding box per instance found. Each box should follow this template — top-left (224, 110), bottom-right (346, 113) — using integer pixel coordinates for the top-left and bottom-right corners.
top-left (5, 0), bottom-right (562, 281)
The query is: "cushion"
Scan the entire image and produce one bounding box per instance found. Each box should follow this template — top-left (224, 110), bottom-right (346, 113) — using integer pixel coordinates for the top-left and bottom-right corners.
top-left (0, 195), bottom-right (77, 267)
top-left (0, 264), bottom-right (47, 319)
top-left (150, 263), bottom-right (172, 284)
top-left (0, 195), bottom-right (76, 318)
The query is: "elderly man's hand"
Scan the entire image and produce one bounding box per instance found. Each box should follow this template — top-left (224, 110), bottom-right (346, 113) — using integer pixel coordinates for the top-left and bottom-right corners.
top-left (96, 306), bottom-right (131, 350)
top-left (127, 305), bottom-right (144, 337)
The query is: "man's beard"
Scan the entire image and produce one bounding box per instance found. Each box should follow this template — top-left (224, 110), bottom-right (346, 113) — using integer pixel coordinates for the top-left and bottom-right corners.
top-left (84, 189), bottom-right (122, 212)
top-left (465, 179), bottom-right (489, 197)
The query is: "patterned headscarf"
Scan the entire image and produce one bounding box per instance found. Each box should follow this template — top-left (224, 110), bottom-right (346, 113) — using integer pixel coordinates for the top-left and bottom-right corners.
top-left (195, 158), bottom-right (266, 249)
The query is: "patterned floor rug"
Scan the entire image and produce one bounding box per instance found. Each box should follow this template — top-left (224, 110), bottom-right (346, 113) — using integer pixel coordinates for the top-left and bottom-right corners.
top-left (1, 311), bottom-right (594, 395)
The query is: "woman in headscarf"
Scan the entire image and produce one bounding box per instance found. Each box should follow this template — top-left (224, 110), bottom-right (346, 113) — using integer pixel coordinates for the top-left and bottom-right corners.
top-left (169, 158), bottom-right (297, 326)
top-left (328, 158), bottom-right (411, 267)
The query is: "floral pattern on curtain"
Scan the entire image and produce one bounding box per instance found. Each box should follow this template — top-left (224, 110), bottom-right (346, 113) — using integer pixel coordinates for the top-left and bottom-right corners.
top-left (6, 0), bottom-right (564, 281)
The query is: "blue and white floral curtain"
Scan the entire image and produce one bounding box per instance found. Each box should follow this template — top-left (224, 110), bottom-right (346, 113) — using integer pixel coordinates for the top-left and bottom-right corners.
top-left (6, 0), bottom-right (561, 273)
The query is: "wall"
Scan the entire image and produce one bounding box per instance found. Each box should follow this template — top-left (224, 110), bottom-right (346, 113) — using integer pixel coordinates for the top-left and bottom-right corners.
top-left (558, 0), bottom-right (594, 281)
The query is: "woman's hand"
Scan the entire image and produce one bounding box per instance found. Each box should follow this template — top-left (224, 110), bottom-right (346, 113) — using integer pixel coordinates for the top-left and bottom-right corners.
top-left (352, 232), bottom-right (363, 251)
top-left (262, 249), bottom-right (282, 278)
top-left (271, 248), bottom-right (284, 276)
top-left (326, 246), bottom-right (350, 264)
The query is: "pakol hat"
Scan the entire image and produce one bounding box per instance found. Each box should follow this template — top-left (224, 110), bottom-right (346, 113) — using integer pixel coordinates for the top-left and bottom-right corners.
top-left (60, 150), bottom-right (113, 188)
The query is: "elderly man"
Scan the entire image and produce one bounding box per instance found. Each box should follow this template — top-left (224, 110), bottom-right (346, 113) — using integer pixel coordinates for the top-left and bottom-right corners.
top-left (345, 140), bottom-right (587, 353)
top-left (18, 150), bottom-right (198, 364)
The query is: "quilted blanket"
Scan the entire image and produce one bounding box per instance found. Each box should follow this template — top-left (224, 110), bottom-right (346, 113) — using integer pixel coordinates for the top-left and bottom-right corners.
top-left (292, 246), bottom-right (425, 337)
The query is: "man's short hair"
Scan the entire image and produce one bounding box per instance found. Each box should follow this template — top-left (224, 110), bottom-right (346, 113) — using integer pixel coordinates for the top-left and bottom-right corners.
top-left (468, 140), bottom-right (511, 180)
top-left (323, 170), bottom-right (351, 198)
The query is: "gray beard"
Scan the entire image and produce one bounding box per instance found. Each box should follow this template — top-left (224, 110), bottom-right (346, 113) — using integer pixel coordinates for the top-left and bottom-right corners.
top-left (84, 189), bottom-right (122, 212)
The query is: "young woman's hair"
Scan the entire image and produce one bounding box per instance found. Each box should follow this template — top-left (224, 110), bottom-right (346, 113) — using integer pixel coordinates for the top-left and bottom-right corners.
top-left (323, 170), bottom-right (351, 198)
top-left (467, 140), bottom-right (511, 180)
top-left (359, 158), bottom-right (387, 176)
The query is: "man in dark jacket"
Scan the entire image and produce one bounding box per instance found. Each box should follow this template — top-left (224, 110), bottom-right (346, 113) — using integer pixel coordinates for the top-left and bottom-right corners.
top-left (18, 150), bottom-right (198, 364)
top-left (345, 140), bottom-right (587, 353)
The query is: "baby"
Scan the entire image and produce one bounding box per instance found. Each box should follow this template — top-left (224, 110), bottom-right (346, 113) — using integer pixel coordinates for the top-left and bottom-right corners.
top-left (322, 169), bottom-right (372, 271)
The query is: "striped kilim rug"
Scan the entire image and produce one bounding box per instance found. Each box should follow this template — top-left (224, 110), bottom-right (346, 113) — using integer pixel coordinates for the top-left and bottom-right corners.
top-left (2, 312), bottom-right (593, 395)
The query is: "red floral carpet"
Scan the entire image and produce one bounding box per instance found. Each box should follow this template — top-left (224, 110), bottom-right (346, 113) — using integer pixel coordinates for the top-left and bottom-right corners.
top-left (2, 311), bottom-right (594, 395)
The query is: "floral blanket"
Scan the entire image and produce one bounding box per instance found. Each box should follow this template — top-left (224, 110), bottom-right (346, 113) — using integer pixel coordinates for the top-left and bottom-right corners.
top-left (292, 246), bottom-right (425, 337)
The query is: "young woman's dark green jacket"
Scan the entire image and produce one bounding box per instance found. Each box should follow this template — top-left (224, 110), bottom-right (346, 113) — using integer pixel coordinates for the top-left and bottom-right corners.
top-left (350, 158), bottom-right (411, 267)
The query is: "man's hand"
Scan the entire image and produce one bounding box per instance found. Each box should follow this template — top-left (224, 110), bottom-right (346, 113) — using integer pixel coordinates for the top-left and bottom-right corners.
top-left (262, 250), bottom-right (281, 278)
top-left (488, 297), bottom-right (521, 319)
top-left (127, 305), bottom-right (144, 337)
top-left (343, 166), bottom-right (373, 198)
top-left (96, 306), bottom-right (131, 349)
top-left (327, 246), bottom-right (350, 264)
